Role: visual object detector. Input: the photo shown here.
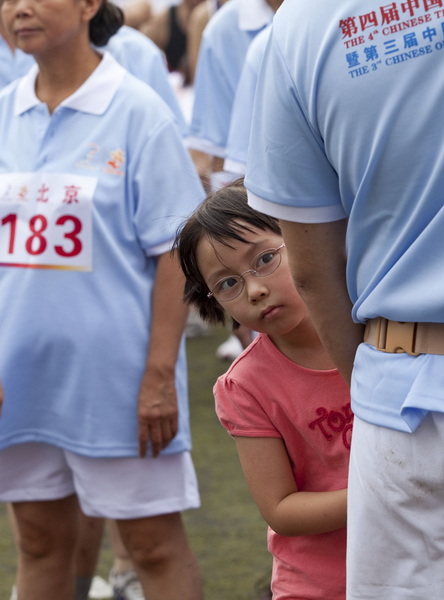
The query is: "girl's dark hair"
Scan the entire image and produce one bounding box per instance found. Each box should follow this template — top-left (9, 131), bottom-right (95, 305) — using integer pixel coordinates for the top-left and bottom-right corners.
top-left (89, 0), bottom-right (124, 47)
top-left (174, 178), bottom-right (281, 326)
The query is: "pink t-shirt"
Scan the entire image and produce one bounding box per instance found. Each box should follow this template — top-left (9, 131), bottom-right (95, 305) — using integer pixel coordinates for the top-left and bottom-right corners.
top-left (214, 333), bottom-right (352, 600)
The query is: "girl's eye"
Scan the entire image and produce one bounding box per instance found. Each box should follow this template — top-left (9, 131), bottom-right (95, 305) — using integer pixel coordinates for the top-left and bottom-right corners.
top-left (217, 277), bottom-right (239, 292)
top-left (255, 251), bottom-right (276, 270)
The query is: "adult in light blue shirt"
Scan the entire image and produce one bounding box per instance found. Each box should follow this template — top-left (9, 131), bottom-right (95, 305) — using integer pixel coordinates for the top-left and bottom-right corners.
top-left (245, 1), bottom-right (444, 597)
top-left (188, 0), bottom-right (275, 158)
top-left (0, 52), bottom-right (199, 458)
top-left (0, 0), bottom-right (204, 597)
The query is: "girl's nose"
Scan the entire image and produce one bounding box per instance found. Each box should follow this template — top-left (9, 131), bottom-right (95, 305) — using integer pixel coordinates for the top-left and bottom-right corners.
top-left (244, 274), bottom-right (269, 303)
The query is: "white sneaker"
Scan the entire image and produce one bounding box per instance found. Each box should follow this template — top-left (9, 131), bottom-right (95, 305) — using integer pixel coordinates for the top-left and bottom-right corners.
top-left (109, 569), bottom-right (145, 600)
top-left (88, 575), bottom-right (114, 599)
top-left (215, 334), bottom-right (243, 361)
top-left (9, 585), bottom-right (17, 600)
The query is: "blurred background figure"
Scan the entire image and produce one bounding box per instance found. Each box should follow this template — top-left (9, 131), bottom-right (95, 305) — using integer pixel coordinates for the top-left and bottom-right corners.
top-left (141, 0), bottom-right (205, 85)
top-left (0, 19), bottom-right (34, 89)
top-left (111, 0), bottom-right (152, 30)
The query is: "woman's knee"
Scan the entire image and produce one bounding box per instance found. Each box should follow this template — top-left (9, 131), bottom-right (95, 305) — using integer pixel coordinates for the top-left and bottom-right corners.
top-left (14, 497), bottom-right (79, 560)
top-left (117, 513), bottom-right (187, 570)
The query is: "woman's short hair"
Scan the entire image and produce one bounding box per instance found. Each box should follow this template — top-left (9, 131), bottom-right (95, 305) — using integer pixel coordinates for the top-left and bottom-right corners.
top-left (175, 179), bottom-right (281, 325)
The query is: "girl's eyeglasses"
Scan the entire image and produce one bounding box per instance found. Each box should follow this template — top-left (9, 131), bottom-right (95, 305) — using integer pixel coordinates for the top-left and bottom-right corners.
top-left (207, 243), bottom-right (285, 302)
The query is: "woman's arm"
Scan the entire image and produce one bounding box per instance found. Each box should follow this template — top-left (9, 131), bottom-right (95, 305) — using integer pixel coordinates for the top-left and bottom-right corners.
top-left (235, 436), bottom-right (347, 536)
top-left (138, 250), bottom-right (189, 458)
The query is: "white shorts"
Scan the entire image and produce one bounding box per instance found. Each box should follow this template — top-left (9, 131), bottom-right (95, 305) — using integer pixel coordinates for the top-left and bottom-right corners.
top-left (347, 414), bottom-right (444, 599)
top-left (0, 442), bottom-right (200, 519)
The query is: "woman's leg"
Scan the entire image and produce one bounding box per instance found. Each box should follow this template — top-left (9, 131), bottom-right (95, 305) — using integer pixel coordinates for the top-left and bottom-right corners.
top-left (108, 519), bottom-right (145, 599)
top-left (75, 511), bottom-right (105, 599)
top-left (13, 494), bottom-right (79, 600)
top-left (108, 518), bottom-right (134, 574)
top-left (117, 512), bottom-right (202, 600)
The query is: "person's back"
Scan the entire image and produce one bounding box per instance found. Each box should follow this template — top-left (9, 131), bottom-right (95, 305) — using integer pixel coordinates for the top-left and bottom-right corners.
top-left (246, 0), bottom-right (444, 427)
top-left (245, 2), bottom-right (444, 598)
top-left (224, 24), bottom-right (271, 176)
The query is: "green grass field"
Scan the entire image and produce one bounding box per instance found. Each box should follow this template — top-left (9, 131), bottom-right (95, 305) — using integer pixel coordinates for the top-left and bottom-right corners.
top-left (0, 327), bottom-right (272, 599)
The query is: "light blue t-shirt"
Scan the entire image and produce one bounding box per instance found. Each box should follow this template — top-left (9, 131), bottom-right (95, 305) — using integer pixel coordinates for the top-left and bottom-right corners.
top-left (224, 25), bottom-right (271, 175)
top-left (188, 0), bottom-right (274, 157)
top-left (0, 36), bottom-right (34, 90)
top-left (245, 0), bottom-right (444, 432)
top-left (0, 53), bottom-right (204, 456)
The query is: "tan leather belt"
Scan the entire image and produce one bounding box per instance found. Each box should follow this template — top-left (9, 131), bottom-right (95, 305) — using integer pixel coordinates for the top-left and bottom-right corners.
top-left (364, 318), bottom-right (444, 356)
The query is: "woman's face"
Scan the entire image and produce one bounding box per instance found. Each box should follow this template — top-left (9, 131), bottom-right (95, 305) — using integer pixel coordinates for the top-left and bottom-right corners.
top-left (1, 0), bottom-right (96, 57)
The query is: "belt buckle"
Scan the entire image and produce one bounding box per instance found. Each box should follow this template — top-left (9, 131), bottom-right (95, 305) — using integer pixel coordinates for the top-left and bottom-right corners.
top-left (379, 320), bottom-right (420, 356)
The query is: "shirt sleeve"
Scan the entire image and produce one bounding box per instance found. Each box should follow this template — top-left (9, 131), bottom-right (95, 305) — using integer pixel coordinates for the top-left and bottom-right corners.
top-left (188, 34), bottom-right (237, 156)
top-left (214, 373), bottom-right (281, 438)
top-left (131, 117), bottom-right (205, 256)
top-left (245, 27), bottom-right (344, 219)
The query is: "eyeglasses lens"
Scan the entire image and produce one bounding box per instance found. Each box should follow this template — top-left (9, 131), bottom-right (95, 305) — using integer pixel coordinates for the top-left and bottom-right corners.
top-left (212, 248), bottom-right (282, 302)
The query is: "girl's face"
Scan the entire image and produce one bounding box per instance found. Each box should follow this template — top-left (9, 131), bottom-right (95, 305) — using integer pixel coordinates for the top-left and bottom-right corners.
top-left (1, 0), bottom-right (96, 58)
top-left (195, 224), bottom-right (310, 339)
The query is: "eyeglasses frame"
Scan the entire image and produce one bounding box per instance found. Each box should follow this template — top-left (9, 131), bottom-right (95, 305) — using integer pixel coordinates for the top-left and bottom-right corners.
top-left (206, 243), bottom-right (286, 302)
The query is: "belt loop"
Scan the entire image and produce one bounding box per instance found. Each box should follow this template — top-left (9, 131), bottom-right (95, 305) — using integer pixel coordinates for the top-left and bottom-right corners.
top-left (375, 317), bottom-right (388, 351)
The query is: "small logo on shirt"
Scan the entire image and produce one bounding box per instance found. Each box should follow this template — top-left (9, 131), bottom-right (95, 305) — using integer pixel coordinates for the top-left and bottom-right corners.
top-left (104, 149), bottom-right (125, 176)
top-left (76, 142), bottom-right (100, 171)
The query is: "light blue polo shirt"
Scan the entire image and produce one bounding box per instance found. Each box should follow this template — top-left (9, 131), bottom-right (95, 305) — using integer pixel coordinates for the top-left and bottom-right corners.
top-left (245, 0), bottom-right (444, 432)
top-left (0, 35), bottom-right (34, 90)
top-left (224, 25), bottom-right (271, 176)
top-left (188, 0), bottom-right (274, 157)
top-left (0, 53), bottom-right (205, 456)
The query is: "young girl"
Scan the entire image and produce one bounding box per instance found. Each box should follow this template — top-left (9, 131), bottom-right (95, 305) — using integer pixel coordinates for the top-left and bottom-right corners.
top-left (175, 180), bottom-right (352, 600)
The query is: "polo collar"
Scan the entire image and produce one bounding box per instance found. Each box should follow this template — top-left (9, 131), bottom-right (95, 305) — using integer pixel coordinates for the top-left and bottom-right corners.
top-left (238, 0), bottom-right (274, 31)
top-left (14, 51), bottom-right (126, 116)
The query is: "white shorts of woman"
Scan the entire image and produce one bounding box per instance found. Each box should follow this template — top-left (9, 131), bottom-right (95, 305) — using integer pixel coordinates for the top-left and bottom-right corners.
top-left (347, 413), bottom-right (444, 600)
top-left (0, 442), bottom-right (200, 518)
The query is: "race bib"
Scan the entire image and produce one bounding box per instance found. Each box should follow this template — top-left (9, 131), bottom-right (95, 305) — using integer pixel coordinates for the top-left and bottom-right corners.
top-left (0, 173), bottom-right (97, 271)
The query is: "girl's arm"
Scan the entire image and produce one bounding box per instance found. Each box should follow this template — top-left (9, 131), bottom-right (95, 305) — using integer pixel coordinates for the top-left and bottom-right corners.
top-left (138, 250), bottom-right (189, 458)
top-left (234, 436), bottom-right (347, 536)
